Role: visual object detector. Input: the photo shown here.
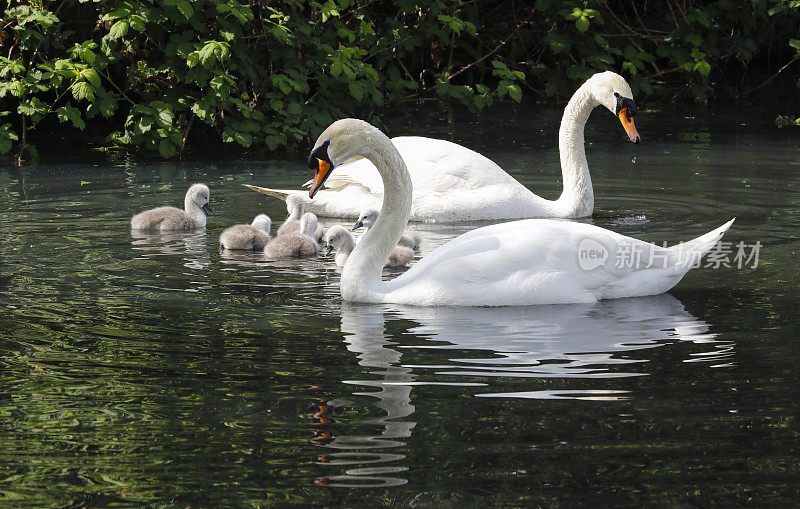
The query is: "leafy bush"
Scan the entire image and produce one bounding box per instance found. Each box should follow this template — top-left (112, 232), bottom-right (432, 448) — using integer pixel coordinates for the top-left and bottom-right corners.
top-left (1, 0), bottom-right (799, 162)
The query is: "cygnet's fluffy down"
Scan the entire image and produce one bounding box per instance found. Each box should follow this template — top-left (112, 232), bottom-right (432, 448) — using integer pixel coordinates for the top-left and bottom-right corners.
top-left (353, 208), bottom-right (420, 251)
top-left (277, 194), bottom-right (325, 242)
top-left (131, 183), bottom-right (212, 231)
top-left (396, 230), bottom-right (421, 251)
top-left (264, 212), bottom-right (319, 259)
top-left (325, 224), bottom-right (415, 268)
top-left (219, 214), bottom-right (271, 250)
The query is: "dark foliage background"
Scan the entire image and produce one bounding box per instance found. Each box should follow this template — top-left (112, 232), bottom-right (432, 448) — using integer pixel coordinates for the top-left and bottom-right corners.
top-left (1, 0), bottom-right (798, 162)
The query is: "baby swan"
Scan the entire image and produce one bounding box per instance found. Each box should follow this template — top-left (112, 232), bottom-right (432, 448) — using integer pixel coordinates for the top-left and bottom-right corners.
top-left (353, 208), bottom-right (421, 251)
top-left (277, 193), bottom-right (325, 242)
top-left (323, 226), bottom-right (354, 266)
top-left (219, 214), bottom-right (272, 250)
top-left (131, 183), bottom-right (212, 231)
top-left (325, 225), bottom-right (415, 268)
top-left (264, 212), bottom-right (319, 259)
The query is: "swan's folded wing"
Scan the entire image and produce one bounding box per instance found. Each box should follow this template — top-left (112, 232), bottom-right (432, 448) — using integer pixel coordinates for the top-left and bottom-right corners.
top-left (385, 219), bottom-right (718, 305)
top-left (392, 136), bottom-right (512, 193)
top-left (387, 220), bottom-right (620, 304)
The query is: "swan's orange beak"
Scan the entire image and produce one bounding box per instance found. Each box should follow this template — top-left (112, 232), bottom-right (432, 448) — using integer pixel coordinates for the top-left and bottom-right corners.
top-left (618, 108), bottom-right (640, 144)
top-left (309, 158), bottom-right (332, 199)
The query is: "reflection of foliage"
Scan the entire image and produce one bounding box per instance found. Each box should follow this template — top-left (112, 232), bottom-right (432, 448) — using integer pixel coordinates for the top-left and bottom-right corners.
top-left (2, 1), bottom-right (800, 161)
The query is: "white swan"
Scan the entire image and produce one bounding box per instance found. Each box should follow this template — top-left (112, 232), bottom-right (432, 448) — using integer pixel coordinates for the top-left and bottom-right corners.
top-left (219, 214), bottom-right (271, 250)
top-left (353, 208), bottom-right (421, 251)
top-left (324, 225), bottom-right (415, 268)
top-left (131, 183), bottom-right (212, 231)
top-left (263, 212), bottom-right (319, 259)
top-left (246, 71), bottom-right (640, 222)
top-left (306, 118), bottom-right (733, 306)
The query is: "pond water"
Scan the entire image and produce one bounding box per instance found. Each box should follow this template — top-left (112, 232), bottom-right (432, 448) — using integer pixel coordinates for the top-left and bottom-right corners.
top-left (1, 107), bottom-right (799, 506)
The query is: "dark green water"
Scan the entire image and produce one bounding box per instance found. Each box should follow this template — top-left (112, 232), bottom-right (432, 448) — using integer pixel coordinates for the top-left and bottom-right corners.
top-left (1, 108), bottom-right (799, 506)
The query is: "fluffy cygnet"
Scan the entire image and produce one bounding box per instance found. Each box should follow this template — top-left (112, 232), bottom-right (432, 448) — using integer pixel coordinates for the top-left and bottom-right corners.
top-left (325, 224), bottom-right (415, 268)
top-left (219, 214), bottom-right (272, 250)
top-left (264, 212), bottom-right (319, 259)
top-left (323, 225), bottom-right (355, 267)
top-left (277, 194), bottom-right (325, 242)
top-left (353, 208), bottom-right (420, 251)
top-left (131, 183), bottom-right (212, 231)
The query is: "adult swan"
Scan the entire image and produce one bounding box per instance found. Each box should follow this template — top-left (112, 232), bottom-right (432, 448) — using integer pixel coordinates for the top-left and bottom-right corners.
top-left (247, 71), bottom-right (641, 222)
top-left (307, 119), bottom-right (733, 306)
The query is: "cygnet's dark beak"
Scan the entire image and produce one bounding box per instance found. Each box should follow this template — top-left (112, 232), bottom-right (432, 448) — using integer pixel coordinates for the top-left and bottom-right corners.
top-left (352, 220), bottom-right (363, 231)
top-left (324, 245), bottom-right (334, 257)
top-left (202, 203), bottom-right (213, 214)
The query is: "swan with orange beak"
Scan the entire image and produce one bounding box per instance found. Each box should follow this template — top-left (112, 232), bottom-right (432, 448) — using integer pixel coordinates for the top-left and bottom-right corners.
top-left (268, 71), bottom-right (642, 222)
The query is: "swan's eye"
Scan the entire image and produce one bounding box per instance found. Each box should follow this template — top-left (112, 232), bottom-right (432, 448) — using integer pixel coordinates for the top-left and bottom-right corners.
top-left (308, 140), bottom-right (331, 170)
top-left (614, 94), bottom-right (637, 120)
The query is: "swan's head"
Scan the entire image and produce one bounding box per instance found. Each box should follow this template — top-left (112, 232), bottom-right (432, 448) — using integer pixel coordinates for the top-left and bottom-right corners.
top-left (186, 184), bottom-right (213, 215)
top-left (251, 213), bottom-right (271, 233)
top-left (285, 193), bottom-right (305, 219)
top-left (323, 225), bottom-right (353, 257)
top-left (299, 212), bottom-right (319, 236)
top-left (588, 71), bottom-right (640, 144)
top-left (307, 119), bottom-right (384, 198)
top-left (352, 208), bottom-right (379, 231)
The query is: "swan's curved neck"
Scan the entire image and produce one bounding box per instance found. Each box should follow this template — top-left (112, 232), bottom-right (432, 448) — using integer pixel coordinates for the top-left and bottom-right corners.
top-left (340, 132), bottom-right (411, 301)
top-left (184, 196), bottom-right (207, 227)
top-left (554, 83), bottom-right (597, 217)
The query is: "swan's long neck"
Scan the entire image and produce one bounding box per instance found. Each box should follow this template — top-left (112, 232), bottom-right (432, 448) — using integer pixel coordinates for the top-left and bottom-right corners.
top-left (340, 132), bottom-right (411, 301)
top-left (184, 196), bottom-right (207, 227)
top-left (554, 83), bottom-right (596, 217)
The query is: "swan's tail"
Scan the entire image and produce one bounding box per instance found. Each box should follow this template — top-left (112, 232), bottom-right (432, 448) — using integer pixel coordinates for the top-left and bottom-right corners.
top-left (669, 218), bottom-right (735, 267)
top-left (242, 184), bottom-right (293, 201)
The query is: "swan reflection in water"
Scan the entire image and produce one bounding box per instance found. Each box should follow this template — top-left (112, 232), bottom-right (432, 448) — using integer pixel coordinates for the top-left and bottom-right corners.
top-left (130, 230), bottom-right (211, 270)
top-left (313, 294), bottom-right (733, 487)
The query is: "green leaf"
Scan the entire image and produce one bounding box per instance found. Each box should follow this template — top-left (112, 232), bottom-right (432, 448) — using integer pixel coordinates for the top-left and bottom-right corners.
top-left (176, 0), bottom-right (194, 19)
top-left (71, 81), bottom-right (95, 101)
top-left (186, 51), bottom-right (200, 68)
top-left (80, 69), bottom-right (102, 90)
top-left (685, 33), bottom-right (702, 47)
top-left (0, 123), bottom-right (18, 154)
top-left (159, 139), bottom-right (177, 158)
top-left (57, 104), bottom-right (86, 130)
top-left (790, 39), bottom-right (800, 51)
top-left (129, 15), bottom-right (146, 32)
top-left (694, 61), bottom-right (711, 75)
top-left (198, 43), bottom-right (217, 66)
top-left (157, 109), bottom-right (174, 128)
top-left (108, 20), bottom-right (129, 39)
top-left (348, 81), bottom-right (364, 101)
top-left (507, 84), bottom-right (522, 102)
top-left (234, 131), bottom-right (252, 147)
top-left (575, 15), bottom-right (589, 33)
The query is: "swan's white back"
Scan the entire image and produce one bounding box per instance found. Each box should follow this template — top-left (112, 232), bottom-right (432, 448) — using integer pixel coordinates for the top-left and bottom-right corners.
top-left (382, 219), bottom-right (734, 306)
